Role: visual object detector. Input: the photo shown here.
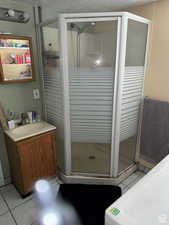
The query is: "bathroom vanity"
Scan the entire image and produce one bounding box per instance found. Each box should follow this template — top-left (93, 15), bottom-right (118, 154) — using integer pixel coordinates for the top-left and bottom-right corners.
top-left (4, 121), bottom-right (57, 196)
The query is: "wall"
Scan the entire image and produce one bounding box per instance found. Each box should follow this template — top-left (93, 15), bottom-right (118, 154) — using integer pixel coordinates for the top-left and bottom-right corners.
top-left (127, 0), bottom-right (169, 101)
top-left (0, 0), bottom-right (42, 183)
top-left (0, 0), bottom-right (42, 113)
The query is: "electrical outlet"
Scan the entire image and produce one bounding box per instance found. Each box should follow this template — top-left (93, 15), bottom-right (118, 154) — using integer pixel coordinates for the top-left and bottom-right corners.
top-left (33, 89), bottom-right (40, 99)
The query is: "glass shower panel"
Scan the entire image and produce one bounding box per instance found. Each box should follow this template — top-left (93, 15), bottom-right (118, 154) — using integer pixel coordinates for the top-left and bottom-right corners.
top-left (42, 25), bottom-right (65, 173)
top-left (67, 20), bottom-right (118, 175)
top-left (118, 19), bottom-right (148, 173)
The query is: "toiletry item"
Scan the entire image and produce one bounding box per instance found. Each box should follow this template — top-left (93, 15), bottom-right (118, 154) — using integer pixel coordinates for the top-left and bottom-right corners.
top-left (37, 111), bottom-right (41, 122)
top-left (8, 120), bottom-right (15, 129)
top-left (20, 55), bottom-right (23, 64)
top-left (18, 55), bottom-right (22, 64)
top-left (21, 112), bottom-right (28, 125)
top-left (0, 102), bottom-right (8, 129)
top-left (16, 54), bottom-right (19, 64)
top-left (14, 120), bottom-right (20, 127)
top-left (24, 52), bottom-right (31, 64)
top-left (27, 112), bottom-right (33, 123)
top-left (10, 53), bottom-right (16, 64)
top-left (22, 53), bottom-right (26, 64)
top-left (0, 40), bottom-right (3, 47)
top-left (32, 111), bottom-right (37, 122)
top-left (7, 109), bottom-right (14, 121)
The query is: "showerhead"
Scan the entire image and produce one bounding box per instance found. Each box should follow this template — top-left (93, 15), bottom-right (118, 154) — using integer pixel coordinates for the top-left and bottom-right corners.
top-left (70, 22), bottom-right (96, 34)
top-left (70, 23), bottom-right (81, 33)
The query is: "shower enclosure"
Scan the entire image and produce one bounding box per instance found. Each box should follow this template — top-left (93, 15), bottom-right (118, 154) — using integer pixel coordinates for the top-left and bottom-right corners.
top-left (41, 12), bottom-right (150, 183)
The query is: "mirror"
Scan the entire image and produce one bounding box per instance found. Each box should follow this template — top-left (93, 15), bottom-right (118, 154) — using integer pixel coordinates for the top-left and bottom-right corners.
top-left (0, 35), bottom-right (35, 84)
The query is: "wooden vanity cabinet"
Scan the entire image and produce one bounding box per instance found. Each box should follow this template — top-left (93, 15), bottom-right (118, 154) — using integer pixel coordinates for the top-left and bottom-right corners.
top-left (5, 130), bottom-right (57, 196)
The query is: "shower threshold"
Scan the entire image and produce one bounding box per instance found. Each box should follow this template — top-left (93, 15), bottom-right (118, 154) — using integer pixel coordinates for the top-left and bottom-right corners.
top-left (60, 163), bottom-right (138, 186)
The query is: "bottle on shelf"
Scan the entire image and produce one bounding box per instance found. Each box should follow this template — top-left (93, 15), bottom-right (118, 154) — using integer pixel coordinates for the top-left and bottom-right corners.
top-left (24, 52), bottom-right (31, 64)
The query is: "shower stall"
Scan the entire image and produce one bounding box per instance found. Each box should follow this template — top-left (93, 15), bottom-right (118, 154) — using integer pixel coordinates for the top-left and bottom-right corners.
top-left (41, 12), bottom-right (150, 184)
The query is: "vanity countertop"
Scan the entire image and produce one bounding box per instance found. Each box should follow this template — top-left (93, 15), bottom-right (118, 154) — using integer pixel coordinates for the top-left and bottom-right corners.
top-left (5, 121), bottom-right (56, 142)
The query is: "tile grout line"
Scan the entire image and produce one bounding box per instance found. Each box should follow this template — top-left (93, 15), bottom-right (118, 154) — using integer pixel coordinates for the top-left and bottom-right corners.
top-left (0, 180), bottom-right (60, 225)
top-left (0, 210), bottom-right (10, 217)
top-left (0, 185), bottom-right (34, 210)
top-left (10, 195), bottom-right (34, 211)
top-left (0, 191), bottom-right (18, 225)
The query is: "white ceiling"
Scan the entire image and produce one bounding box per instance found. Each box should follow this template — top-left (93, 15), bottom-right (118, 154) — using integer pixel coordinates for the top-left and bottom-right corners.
top-left (12, 0), bottom-right (159, 12)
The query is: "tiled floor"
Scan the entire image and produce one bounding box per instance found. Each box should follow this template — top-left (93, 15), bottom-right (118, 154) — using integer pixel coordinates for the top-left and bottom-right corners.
top-left (0, 178), bottom-right (61, 225)
top-left (0, 171), bottom-right (145, 225)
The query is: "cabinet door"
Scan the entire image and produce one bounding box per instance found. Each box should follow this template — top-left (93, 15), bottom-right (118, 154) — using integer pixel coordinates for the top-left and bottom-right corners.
top-left (17, 131), bottom-right (56, 192)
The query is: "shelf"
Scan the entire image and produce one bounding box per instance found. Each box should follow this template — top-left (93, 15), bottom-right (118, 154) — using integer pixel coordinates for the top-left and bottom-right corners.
top-left (0, 35), bottom-right (35, 84)
top-left (4, 77), bottom-right (32, 81)
top-left (1, 64), bottom-right (31, 66)
top-left (0, 47), bottom-right (29, 50)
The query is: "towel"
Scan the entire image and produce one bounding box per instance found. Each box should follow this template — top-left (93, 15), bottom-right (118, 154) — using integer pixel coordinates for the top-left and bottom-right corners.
top-left (140, 97), bottom-right (169, 164)
top-left (0, 102), bottom-right (8, 130)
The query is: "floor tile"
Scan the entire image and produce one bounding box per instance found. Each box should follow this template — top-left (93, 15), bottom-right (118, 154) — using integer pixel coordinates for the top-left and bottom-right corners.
top-left (0, 195), bottom-right (8, 216)
top-left (12, 199), bottom-right (37, 225)
top-left (0, 184), bottom-right (14, 192)
top-left (0, 184), bottom-right (32, 209)
top-left (0, 212), bottom-right (16, 225)
top-left (50, 181), bottom-right (60, 197)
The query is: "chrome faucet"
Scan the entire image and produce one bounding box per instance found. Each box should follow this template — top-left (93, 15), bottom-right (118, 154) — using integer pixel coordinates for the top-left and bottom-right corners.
top-left (21, 112), bottom-right (29, 125)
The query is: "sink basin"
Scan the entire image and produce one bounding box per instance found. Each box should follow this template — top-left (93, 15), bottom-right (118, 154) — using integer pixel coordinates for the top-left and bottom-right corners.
top-left (11, 122), bottom-right (46, 135)
top-left (5, 121), bottom-right (56, 142)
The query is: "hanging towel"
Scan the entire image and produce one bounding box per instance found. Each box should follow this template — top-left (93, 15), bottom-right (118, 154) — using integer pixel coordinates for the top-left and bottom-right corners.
top-left (140, 97), bottom-right (169, 164)
top-left (0, 102), bottom-right (8, 130)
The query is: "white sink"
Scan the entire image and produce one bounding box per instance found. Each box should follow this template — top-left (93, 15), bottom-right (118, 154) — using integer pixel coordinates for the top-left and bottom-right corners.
top-left (5, 121), bottom-right (56, 142)
top-left (11, 123), bottom-right (46, 135)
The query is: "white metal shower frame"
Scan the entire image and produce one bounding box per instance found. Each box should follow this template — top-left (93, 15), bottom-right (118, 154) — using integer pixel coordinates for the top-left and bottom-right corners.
top-left (58, 12), bottom-right (150, 178)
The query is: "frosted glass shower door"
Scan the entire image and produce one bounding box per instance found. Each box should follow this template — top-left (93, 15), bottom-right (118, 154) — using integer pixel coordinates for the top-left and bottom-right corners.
top-left (118, 19), bottom-right (148, 174)
top-left (66, 18), bottom-right (120, 176)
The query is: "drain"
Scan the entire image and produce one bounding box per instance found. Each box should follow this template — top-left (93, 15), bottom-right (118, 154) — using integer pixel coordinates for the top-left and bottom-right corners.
top-left (89, 155), bottom-right (96, 160)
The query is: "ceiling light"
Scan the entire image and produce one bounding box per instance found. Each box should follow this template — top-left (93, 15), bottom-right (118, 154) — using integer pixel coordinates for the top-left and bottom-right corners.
top-left (6, 9), bottom-right (15, 17)
top-left (19, 12), bottom-right (30, 22)
top-left (23, 12), bottom-right (30, 22)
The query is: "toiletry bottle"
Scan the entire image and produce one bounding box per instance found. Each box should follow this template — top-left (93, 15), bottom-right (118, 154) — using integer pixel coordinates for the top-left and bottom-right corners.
top-left (16, 54), bottom-right (19, 64)
top-left (7, 110), bottom-right (15, 129)
top-left (37, 111), bottom-right (41, 122)
top-left (32, 111), bottom-right (37, 122)
top-left (8, 120), bottom-right (15, 129)
top-left (24, 52), bottom-right (31, 64)
top-left (27, 112), bottom-right (33, 123)
top-left (22, 53), bottom-right (26, 64)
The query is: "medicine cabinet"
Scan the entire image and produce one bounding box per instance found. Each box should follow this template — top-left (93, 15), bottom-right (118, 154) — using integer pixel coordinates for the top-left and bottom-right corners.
top-left (0, 35), bottom-right (35, 84)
